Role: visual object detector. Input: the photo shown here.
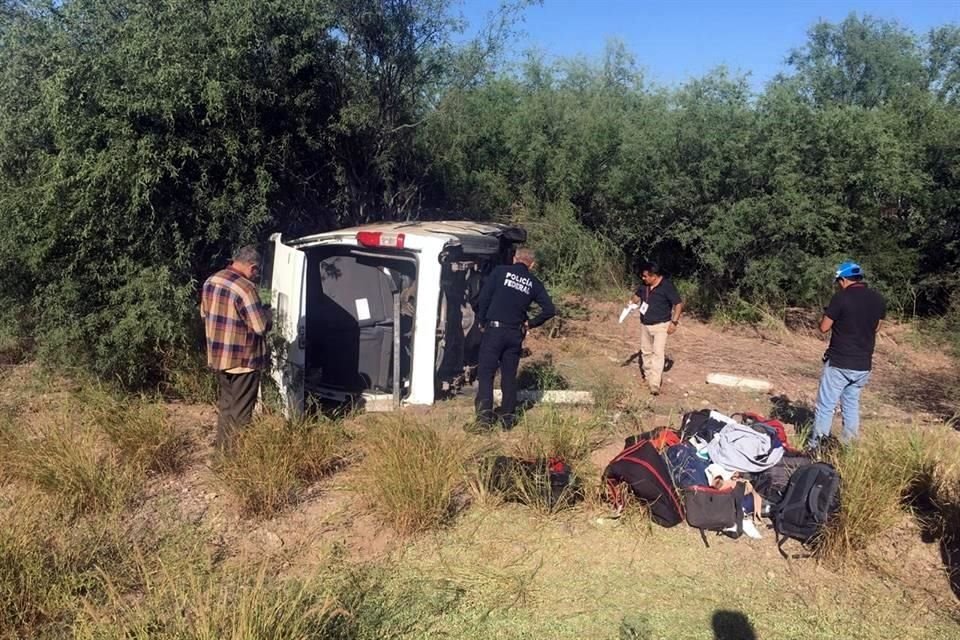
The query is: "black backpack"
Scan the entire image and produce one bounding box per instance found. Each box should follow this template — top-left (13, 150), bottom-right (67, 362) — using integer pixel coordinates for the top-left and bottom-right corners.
top-left (753, 452), bottom-right (813, 505)
top-left (773, 462), bottom-right (841, 557)
top-left (683, 483), bottom-right (746, 547)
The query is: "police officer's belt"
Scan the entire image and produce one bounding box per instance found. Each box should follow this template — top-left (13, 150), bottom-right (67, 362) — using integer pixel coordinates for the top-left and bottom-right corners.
top-left (486, 321), bottom-right (523, 329)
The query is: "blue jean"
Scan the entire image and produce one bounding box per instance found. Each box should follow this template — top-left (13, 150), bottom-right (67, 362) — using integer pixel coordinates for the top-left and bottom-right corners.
top-left (812, 363), bottom-right (872, 444)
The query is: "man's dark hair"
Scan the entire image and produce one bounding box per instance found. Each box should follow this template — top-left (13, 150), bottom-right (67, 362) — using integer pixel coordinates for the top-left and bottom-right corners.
top-left (640, 261), bottom-right (662, 276)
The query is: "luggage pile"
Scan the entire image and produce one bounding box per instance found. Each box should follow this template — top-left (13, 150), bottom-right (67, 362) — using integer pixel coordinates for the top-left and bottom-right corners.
top-left (602, 410), bottom-right (841, 556)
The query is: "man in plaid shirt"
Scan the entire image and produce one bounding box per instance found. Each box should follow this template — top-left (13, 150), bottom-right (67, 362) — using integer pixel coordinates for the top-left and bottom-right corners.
top-left (201, 245), bottom-right (273, 449)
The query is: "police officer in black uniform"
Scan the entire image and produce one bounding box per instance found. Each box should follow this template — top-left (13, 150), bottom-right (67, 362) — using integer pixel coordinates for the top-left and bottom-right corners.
top-left (474, 247), bottom-right (556, 429)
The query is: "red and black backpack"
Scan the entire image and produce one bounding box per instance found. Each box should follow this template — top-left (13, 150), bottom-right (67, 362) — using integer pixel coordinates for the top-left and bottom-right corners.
top-left (603, 439), bottom-right (683, 527)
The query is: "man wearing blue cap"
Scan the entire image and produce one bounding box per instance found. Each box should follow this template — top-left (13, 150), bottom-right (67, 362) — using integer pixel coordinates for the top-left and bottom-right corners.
top-left (811, 261), bottom-right (886, 446)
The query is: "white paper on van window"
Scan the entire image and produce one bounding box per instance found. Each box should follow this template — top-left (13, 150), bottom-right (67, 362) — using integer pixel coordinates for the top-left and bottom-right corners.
top-left (355, 298), bottom-right (371, 321)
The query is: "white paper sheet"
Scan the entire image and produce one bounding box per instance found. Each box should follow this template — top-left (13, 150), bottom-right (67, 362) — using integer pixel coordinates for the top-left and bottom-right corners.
top-left (355, 298), bottom-right (371, 321)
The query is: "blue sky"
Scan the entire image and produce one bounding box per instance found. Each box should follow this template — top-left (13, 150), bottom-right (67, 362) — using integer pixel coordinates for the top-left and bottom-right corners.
top-left (457, 0), bottom-right (960, 91)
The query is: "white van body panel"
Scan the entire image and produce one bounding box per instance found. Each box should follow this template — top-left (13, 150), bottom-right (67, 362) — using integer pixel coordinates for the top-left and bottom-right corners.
top-left (406, 238), bottom-right (443, 406)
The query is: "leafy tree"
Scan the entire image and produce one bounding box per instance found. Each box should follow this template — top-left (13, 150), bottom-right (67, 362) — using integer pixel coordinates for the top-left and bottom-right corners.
top-left (786, 14), bottom-right (928, 108)
top-left (0, 0), bottom-right (470, 384)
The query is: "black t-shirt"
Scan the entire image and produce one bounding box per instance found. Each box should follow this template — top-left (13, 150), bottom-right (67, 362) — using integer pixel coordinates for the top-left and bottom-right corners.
top-left (824, 284), bottom-right (886, 371)
top-left (478, 263), bottom-right (556, 328)
top-left (634, 278), bottom-right (682, 325)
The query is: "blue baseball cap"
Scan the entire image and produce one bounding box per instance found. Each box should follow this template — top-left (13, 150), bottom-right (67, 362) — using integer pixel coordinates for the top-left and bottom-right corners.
top-left (834, 261), bottom-right (863, 280)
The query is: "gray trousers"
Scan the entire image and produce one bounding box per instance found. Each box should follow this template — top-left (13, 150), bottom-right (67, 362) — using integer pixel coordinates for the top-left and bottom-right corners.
top-left (215, 370), bottom-right (260, 449)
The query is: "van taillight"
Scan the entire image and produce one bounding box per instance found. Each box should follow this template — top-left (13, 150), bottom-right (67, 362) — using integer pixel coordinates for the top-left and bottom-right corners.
top-left (356, 231), bottom-right (405, 249)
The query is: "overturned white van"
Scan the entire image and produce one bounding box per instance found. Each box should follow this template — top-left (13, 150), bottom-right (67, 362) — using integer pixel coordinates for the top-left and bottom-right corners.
top-left (266, 221), bottom-right (527, 414)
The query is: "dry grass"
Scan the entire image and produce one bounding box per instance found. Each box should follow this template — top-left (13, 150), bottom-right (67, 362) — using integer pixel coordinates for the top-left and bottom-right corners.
top-left (0, 385), bottom-right (192, 513)
top-left (7, 315), bottom-right (960, 640)
top-left (80, 389), bottom-right (194, 475)
top-left (584, 369), bottom-right (631, 414)
top-left (357, 417), bottom-right (466, 534)
top-left (76, 553), bottom-right (461, 640)
top-left (820, 429), bottom-right (951, 561)
top-left (465, 409), bottom-right (601, 514)
top-left (215, 414), bottom-right (350, 518)
top-left (3, 421), bottom-right (140, 516)
top-left (78, 563), bottom-right (348, 640)
top-left (512, 408), bottom-right (600, 465)
top-left (474, 455), bottom-right (585, 514)
top-left (465, 454), bottom-right (502, 508)
top-left (0, 416), bottom-right (16, 486)
top-left (0, 495), bottom-right (144, 640)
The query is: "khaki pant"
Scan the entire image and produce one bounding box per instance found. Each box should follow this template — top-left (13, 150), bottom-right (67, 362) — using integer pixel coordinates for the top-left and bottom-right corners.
top-left (640, 322), bottom-right (670, 391)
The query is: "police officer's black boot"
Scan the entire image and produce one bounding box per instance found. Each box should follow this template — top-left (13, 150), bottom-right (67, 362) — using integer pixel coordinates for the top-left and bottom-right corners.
top-left (466, 405), bottom-right (497, 433)
top-left (499, 412), bottom-right (518, 430)
top-left (470, 383), bottom-right (498, 433)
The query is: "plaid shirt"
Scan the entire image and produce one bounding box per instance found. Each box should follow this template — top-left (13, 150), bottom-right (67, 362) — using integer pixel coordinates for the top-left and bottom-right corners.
top-left (200, 268), bottom-right (272, 371)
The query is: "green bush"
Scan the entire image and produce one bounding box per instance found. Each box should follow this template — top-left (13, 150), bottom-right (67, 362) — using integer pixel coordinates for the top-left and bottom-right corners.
top-left (0, 0), bottom-right (462, 387)
top-left (516, 202), bottom-right (625, 297)
top-left (4, 5), bottom-right (960, 385)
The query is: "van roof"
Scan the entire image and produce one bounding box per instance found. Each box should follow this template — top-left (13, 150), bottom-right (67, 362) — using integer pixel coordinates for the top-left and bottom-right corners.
top-left (287, 220), bottom-right (527, 255)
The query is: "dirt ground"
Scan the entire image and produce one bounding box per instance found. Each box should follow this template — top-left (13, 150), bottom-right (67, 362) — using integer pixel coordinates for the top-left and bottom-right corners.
top-left (4, 305), bottom-right (960, 638)
top-left (531, 300), bottom-right (958, 425)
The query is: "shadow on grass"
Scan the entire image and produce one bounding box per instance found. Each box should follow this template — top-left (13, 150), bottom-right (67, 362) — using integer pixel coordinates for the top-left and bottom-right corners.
top-left (769, 394), bottom-right (815, 431)
top-left (618, 610), bottom-right (757, 640)
top-left (903, 468), bottom-right (960, 601)
top-left (712, 610), bottom-right (756, 640)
